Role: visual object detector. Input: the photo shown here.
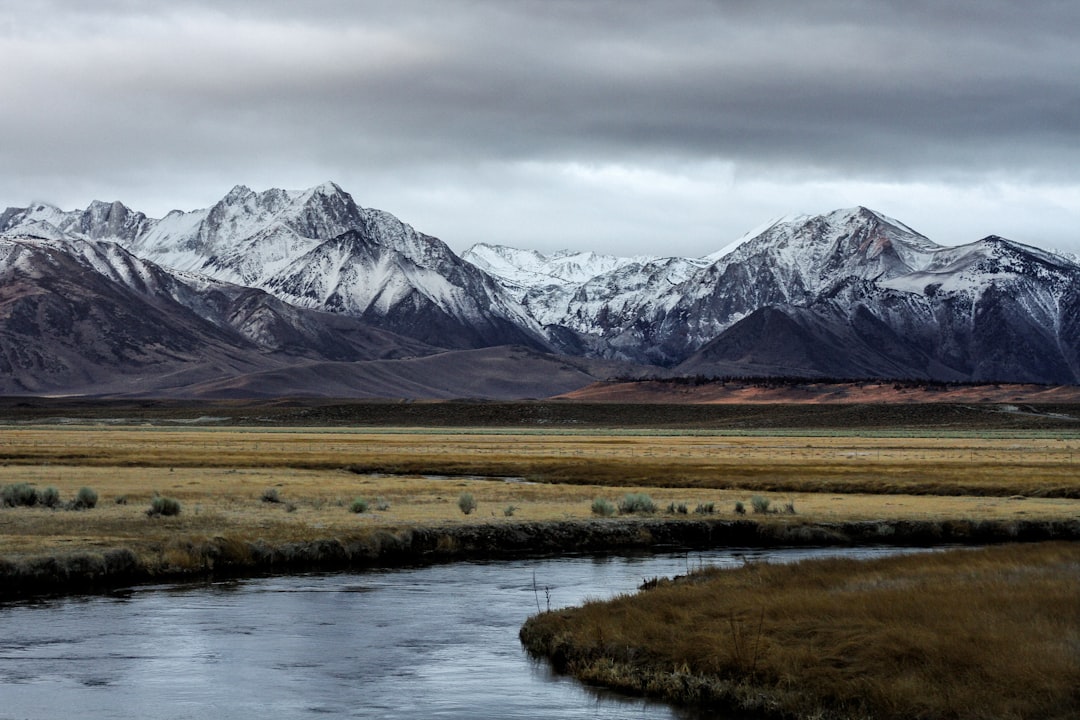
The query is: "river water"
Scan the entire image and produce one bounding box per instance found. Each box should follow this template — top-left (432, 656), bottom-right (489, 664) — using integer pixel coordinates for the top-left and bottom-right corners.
top-left (0, 546), bottom-right (927, 719)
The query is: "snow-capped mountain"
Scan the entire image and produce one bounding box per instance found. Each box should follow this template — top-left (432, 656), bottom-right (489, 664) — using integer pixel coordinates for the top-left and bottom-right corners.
top-left (677, 233), bottom-right (1080, 382)
top-left (0, 233), bottom-right (448, 393)
top-left (615, 207), bottom-right (946, 364)
top-left (4, 184), bottom-right (1080, 390)
top-left (470, 207), bottom-right (946, 365)
top-left (466, 206), bottom-right (1080, 382)
top-left (462, 243), bottom-right (708, 335)
top-left (462, 244), bottom-right (669, 289)
top-left (1, 183), bottom-right (549, 351)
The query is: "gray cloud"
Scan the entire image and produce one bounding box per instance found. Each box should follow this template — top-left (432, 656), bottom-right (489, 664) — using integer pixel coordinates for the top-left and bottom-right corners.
top-left (2, 0), bottom-right (1079, 254)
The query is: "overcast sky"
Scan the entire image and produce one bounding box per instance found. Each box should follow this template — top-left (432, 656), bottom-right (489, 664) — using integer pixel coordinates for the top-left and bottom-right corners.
top-left (3, 0), bottom-right (1079, 256)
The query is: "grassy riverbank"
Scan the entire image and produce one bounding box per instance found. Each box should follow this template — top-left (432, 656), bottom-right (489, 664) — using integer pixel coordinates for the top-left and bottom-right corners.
top-left (520, 542), bottom-right (1080, 720)
top-left (2, 424), bottom-right (1079, 598)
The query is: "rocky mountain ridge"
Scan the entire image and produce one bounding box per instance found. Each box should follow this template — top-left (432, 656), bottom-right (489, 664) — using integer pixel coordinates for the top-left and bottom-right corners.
top-left (3, 183), bottom-right (1079, 394)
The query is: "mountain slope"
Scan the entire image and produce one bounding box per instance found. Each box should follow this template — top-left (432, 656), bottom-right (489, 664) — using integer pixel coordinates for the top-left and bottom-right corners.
top-left (679, 237), bottom-right (1080, 383)
top-left (168, 346), bottom-right (643, 400)
top-left (462, 243), bottom-right (708, 345)
top-left (0, 235), bottom-right (438, 394)
top-left (4, 185), bottom-right (1080, 390)
top-left (594, 207), bottom-right (944, 365)
top-left (263, 230), bottom-right (546, 349)
top-left (1, 183), bottom-right (550, 351)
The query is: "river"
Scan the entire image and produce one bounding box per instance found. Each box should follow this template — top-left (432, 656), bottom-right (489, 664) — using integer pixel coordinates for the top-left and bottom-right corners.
top-left (0, 546), bottom-right (928, 719)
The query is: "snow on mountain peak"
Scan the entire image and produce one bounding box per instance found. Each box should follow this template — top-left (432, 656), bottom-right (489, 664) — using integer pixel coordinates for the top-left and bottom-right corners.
top-left (224, 184), bottom-right (256, 202)
top-left (461, 243), bottom-right (667, 290)
top-left (308, 180), bottom-right (346, 197)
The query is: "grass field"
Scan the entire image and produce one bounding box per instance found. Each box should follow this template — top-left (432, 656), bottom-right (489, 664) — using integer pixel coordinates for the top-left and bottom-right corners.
top-left (3, 421), bottom-right (1078, 717)
top-left (1, 425), bottom-right (1078, 564)
top-left (521, 542), bottom-right (1080, 719)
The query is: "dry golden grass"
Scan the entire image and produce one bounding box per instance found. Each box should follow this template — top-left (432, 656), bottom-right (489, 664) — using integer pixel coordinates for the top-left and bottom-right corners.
top-left (3, 427), bottom-right (1080, 495)
top-left (521, 542), bottom-right (1080, 720)
top-left (2, 426), bottom-right (1078, 570)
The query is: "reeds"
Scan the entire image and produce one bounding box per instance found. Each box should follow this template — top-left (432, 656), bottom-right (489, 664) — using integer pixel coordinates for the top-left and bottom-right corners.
top-left (521, 542), bottom-right (1080, 719)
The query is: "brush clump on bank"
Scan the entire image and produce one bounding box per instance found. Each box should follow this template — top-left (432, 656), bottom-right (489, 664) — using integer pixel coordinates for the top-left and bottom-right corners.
top-left (520, 542), bottom-right (1080, 720)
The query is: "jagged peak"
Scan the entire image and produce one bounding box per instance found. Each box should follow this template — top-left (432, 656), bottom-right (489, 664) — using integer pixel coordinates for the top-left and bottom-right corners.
top-left (223, 184), bottom-right (256, 202)
top-left (85, 198), bottom-right (136, 217)
top-left (972, 234), bottom-right (1073, 267)
top-left (309, 180), bottom-right (346, 197)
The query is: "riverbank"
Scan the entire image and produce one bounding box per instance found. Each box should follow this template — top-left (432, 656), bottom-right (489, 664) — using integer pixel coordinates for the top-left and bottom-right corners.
top-left (3, 516), bottom-right (1079, 600)
top-left (3, 424), bottom-right (1080, 599)
top-left (520, 541), bottom-right (1080, 720)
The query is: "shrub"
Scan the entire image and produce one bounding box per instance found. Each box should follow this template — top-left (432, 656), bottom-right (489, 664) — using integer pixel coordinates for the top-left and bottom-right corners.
top-left (591, 498), bottom-right (616, 517)
top-left (734, 501), bottom-right (746, 515)
top-left (40, 486), bottom-right (61, 508)
top-left (618, 493), bottom-right (657, 515)
top-left (457, 492), bottom-right (477, 515)
top-left (74, 487), bottom-right (98, 510)
top-left (503, 504), bottom-right (517, 517)
top-left (374, 497), bottom-right (391, 511)
top-left (751, 495), bottom-right (771, 514)
top-left (260, 488), bottom-right (282, 504)
top-left (694, 502), bottom-right (715, 515)
top-left (784, 501), bottom-right (797, 515)
top-left (115, 494), bottom-right (129, 505)
top-left (2, 483), bottom-right (39, 507)
top-left (285, 502), bottom-right (298, 513)
top-left (350, 497), bottom-right (369, 514)
top-left (148, 496), bottom-right (181, 517)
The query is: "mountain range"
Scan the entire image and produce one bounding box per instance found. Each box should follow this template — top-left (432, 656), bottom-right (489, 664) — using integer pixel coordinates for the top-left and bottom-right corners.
top-left (2, 182), bottom-right (1078, 397)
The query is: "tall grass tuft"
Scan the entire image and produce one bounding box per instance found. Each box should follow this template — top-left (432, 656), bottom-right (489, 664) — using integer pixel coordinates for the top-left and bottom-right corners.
top-left (693, 502), bottom-right (715, 515)
top-left (591, 498), bottom-right (616, 517)
top-left (750, 495), bottom-right (771, 514)
top-left (457, 492), bottom-right (477, 515)
top-left (73, 487), bottom-right (98, 510)
top-left (618, 493), bottom-right (657, 515)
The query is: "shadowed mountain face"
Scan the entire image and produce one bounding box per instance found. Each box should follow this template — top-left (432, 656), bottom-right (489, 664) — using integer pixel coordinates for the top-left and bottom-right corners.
top-left (0, 236), bottom-right (630, 397)
top-left (0, 236), bottom-right (437, 394)
top-left (678, 238), bottom-right (1080, 383)
top-left (3, 187), bottom-right (1080, 395)
top-left (1, 183), bottom-right (549, 354)
top-left (470, 208), bottom-right (1080, 383)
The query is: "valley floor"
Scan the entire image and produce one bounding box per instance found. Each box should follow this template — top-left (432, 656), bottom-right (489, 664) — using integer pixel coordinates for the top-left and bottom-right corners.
top-left (2, 412), bottom-right (1078, 717)
top-left (0, 418), bottom-right (1078, 591)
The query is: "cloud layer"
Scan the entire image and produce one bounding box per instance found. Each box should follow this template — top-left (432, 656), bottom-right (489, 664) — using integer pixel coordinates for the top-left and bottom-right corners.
top-left (3, 1), bottom-right (1079, 254)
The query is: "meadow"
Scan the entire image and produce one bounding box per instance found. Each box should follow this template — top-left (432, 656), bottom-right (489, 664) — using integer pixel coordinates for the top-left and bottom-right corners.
top-left (521, 541), bottom-right (1080, 719)
top-left (2, 420), bottom-right (1078, 717)
top-left (1, 424), bottom-right (1078, 573)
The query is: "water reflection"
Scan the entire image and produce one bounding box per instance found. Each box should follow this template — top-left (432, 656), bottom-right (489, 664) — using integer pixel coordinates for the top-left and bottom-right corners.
top-left (0, 546), bottom-right (927, 719)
